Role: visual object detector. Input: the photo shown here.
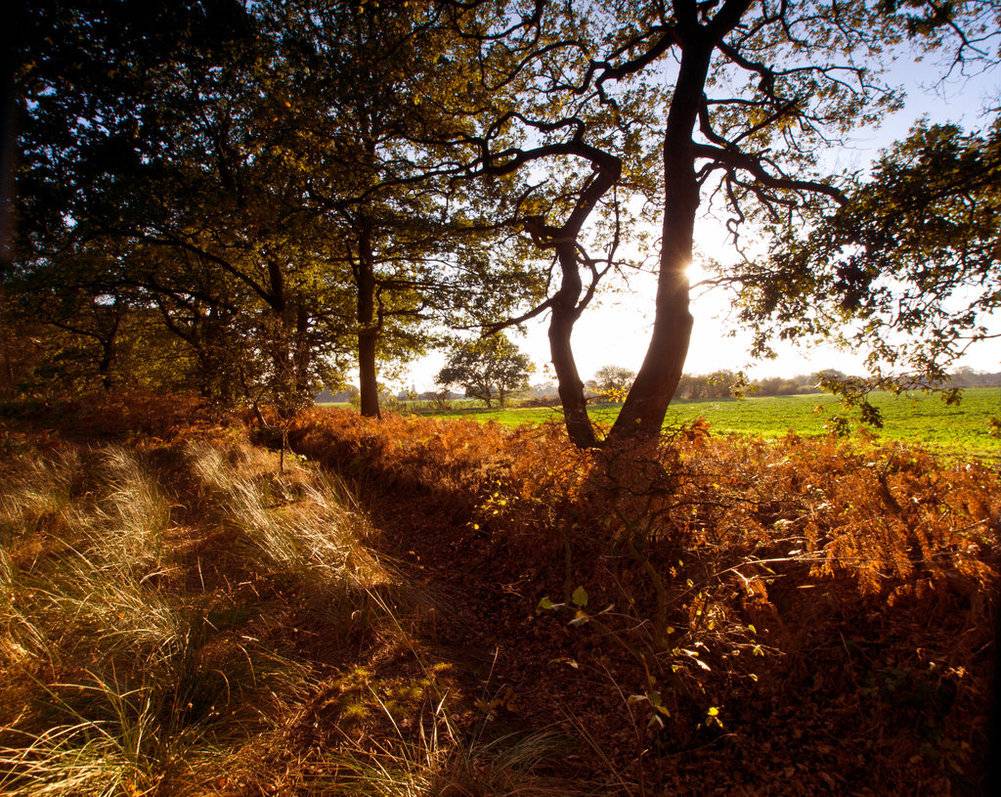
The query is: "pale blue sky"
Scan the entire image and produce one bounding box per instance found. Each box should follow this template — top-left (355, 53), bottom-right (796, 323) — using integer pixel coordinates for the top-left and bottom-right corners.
top-left (397, 50), bottom-right (1000, 391)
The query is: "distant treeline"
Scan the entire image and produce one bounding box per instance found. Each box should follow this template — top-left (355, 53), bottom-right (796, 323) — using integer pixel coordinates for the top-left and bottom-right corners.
top-left (315, 367), bottom-right (1001, 406)
top-left (679, 367), bottom-right (1001, 401)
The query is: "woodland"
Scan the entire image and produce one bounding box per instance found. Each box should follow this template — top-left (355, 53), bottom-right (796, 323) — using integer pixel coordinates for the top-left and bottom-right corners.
top-left (1, 1), bottom-right (1000, 795)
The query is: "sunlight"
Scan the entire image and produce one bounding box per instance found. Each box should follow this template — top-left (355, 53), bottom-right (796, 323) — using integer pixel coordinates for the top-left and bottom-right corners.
top-left (685, 259), bottom-right (706, 286)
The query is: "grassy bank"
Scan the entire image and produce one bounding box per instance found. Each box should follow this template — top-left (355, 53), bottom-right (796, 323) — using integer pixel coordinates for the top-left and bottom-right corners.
top-left (3, 397), bottom-right (998, 794)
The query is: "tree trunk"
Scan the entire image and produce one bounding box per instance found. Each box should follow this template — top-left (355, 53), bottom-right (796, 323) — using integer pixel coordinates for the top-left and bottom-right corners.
top-left (358, 329), bottom-right (379, 416)
top-left (97, 326), bottom-right (118, 392)
top-left (608, 41), bottom-right (711, 445)
top-left (0, 29), bottom-right (21, 273)
top-left (356, 219), bottom-right (380, 418)
top-left (550, 245), bottom-right (598, 448)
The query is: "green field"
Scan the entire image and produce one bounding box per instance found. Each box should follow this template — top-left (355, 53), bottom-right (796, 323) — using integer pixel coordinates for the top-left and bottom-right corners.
top-left (323, 387), bottom-right (1001, 459)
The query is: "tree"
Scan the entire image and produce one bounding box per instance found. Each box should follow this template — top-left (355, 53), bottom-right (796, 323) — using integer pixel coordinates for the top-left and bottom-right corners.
top-left (265, 0), bottom-right (540, 419)
top-left (10, 0), bottom-right (354, 416)
top-left (591, 365), bottom-right (636, 404)
top-left (732, 118), bottom-right (1001, 420)
top-left (436, 335), bottom-right (532, 408)
top-left (460, 0), bottom-right (997, 447)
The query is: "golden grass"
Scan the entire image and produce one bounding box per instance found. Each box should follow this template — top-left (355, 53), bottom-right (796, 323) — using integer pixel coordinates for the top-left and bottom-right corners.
top-left (0, 430), bottom-right (581, 796)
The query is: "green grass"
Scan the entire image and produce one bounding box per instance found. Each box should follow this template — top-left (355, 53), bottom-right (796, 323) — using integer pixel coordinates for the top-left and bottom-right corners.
top-left (372, 388), bottom-right (1001, 460)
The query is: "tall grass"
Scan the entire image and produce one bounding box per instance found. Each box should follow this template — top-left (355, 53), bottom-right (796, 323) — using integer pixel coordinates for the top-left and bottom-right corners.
top-left (0, 432), bottom-right (564, 795)
top-left (307, 704), bottom-right (574, 796)
top-left (188, 441), bottom-right (382, 589)
top-left (0, 437), bottom-right (385, 794)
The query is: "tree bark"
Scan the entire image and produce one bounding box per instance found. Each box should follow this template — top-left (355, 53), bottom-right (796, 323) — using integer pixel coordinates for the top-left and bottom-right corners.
top-left (356, 218), bottom-right (380, 418)
top-left (608, 39), bottom-right (711, 445)
top-left (98, 339), bottom-right (115, 391)
top-left (550, 245), bottom-right (598, 448)
top-left (97, 313), bottom-right (121, 392)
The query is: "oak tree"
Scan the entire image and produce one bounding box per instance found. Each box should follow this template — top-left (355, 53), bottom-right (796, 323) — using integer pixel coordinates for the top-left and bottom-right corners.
top-left (436, 334), bottom-right (532, 408)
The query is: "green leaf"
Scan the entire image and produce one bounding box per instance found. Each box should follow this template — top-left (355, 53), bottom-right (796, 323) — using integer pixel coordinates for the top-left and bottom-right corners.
top-left (536, 596), bottom-right (555, 611)
top-left (571, 585), bottom-right (588, 607)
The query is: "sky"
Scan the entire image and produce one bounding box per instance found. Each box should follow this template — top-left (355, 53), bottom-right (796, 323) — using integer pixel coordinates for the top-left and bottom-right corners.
top-left (397, 50), bottom-right (1000, 393)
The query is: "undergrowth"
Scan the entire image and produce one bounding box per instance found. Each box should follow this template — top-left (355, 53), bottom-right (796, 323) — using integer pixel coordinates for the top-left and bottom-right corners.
top-left (1, 396), bottom-right (998, 795)
top-left (289, 407), bottom-right (1000, 794)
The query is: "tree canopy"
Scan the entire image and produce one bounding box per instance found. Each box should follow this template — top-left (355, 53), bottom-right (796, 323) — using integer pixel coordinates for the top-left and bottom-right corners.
top-left (733, 118), bottom-right (1001, 418)
top-left (3, 0), bottom-right (998, 446)
top-left (436, 334), bottom-right (532, 408)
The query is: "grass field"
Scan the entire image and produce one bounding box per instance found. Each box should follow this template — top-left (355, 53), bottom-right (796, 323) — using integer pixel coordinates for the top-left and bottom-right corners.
top-left (321, 387), bottom-right (1001, 459)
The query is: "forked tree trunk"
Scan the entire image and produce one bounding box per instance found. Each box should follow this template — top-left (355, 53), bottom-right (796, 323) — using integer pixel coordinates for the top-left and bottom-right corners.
top-left (482, 135), bottom-right (618, 450)
top-left (550, 245), bottom-right (598, 448)
top-left (607, 41), bottom-right (710, 445)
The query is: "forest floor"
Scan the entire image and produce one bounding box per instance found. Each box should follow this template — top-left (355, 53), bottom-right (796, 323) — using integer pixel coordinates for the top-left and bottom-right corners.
top-left (1, 396), bottom-right (998, 795)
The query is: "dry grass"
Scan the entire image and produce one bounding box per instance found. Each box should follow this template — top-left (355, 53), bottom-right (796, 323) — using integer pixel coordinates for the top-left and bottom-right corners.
top-left (2, 397), bottom-right (997, 794)
top-left (301, 703), bottom-right (575, 796)
top-left (0, 430), bottom-right (574, 795)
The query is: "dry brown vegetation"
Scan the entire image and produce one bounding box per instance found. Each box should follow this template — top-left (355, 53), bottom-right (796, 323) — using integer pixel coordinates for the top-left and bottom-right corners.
top-left (0, 415), bottom-right (576, 795)
top-left (1, 397), bottom-right (998, 794)
top-left (289, 408), bottom-right (1000, 794)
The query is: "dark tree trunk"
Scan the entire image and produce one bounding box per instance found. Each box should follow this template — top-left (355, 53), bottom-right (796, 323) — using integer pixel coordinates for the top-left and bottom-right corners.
top-left (356, 220), bottom-right (380, 418)
top-left (98, 339), bottom-right (115, 391)
top-left (0, 5), bottom-right (22, 273)
top-left (608, 40), bottom-right (711, 445)
top-left (550, 246), bottom-right (598, 448)
top-left (358, 329), bottom-right (379, 416)
top-left (96, 312), bottom-right (121, 393)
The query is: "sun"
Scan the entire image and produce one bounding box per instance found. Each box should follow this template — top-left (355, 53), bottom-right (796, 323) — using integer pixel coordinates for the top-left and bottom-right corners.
top-left (685, 259), bottom-right (707, 285)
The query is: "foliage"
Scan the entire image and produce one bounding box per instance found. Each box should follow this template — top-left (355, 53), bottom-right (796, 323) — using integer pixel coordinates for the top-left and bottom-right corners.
top-left (6, 1), bottom-right (1000, 446)
top-left (436, 335), bottom-right (533, 408)
top-left (446, 0), bottom-right (1001, 445)
top-left (0, 422), bottom-right (588, 795)
top-left (735, 119), bottom-right (1001, 415)
top-left (589, 366), bottom-right (635, 404)
top-left (1, 393), bottom-right (998, 791)
top-left (288, 404), bottom-right (999, 792)
top-left (7, 0), bottom-right (546, 420)
top-left (675, 370), bottom-right (747, 402)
